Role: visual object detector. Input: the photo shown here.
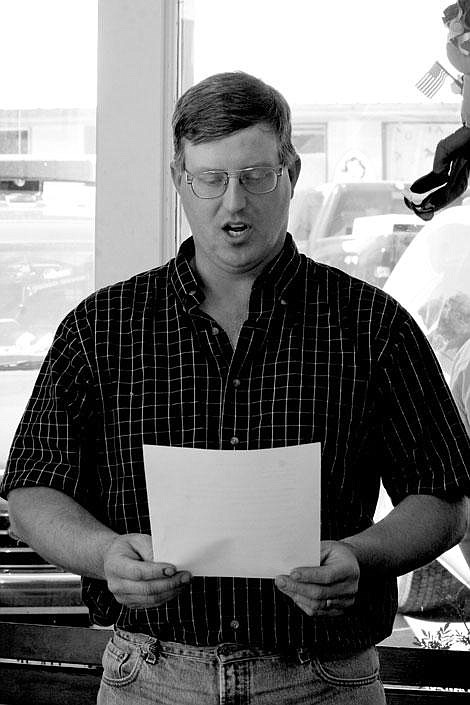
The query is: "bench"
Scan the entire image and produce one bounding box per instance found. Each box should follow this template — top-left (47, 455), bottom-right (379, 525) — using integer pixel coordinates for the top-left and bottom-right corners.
top-left (0, 622), bottom-right (468, 704)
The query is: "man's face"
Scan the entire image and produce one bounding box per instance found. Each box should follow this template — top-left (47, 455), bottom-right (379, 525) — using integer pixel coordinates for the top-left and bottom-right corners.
top-left (172, 125), bottom-right (298, 279)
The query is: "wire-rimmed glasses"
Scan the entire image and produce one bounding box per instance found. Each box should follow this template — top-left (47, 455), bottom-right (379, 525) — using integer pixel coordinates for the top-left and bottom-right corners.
top-left (185, 165), bottom-right (284, 199)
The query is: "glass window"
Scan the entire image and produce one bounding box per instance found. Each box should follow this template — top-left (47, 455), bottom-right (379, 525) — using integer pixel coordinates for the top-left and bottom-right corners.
top-left (0, 130), bottom-right (29, 154)
top-left (0, 0), bottom-right (96, 623)
top-left (180, 0), bottom-right (470, 650)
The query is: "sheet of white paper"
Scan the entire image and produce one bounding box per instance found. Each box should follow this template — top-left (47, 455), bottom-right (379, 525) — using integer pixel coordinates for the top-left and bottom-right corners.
top-left (143, 443), bottom-right (321, 578)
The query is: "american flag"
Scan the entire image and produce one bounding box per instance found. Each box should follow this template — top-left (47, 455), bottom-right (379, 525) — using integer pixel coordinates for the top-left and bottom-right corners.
top-left (415, 61), bottom-right (447, 98)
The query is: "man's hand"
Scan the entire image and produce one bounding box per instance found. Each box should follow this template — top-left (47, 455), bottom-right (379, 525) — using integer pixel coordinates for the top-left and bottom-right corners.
top-left (104, 533), bottom-right (192, 609)
top-left (274, 541), bottom-right (360, 616)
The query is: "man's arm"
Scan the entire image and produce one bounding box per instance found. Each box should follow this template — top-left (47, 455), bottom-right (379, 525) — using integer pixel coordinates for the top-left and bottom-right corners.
top-left (342, 494), bottom-right (467, 575)
top-left (275, 494), bottom-right (468, 616)
top-left (7, 486), bottom-right (192, 608)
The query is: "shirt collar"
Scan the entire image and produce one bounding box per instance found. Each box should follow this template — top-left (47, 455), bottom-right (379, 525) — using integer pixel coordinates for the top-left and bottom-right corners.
top-left (170, 233), bottom-right (303, 310)
top-left (170, 237), bottom-right (203, 311)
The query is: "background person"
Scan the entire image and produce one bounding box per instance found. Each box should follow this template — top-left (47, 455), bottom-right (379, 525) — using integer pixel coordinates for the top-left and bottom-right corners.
top-left (2, 71), bottom-right (470, 705)
top-left (404, 1), bottom-right (470, 220)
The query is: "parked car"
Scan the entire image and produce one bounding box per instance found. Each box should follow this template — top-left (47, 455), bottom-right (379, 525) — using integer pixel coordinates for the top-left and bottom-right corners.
top-left (290, 180), bottom-right (470, 289)
top-left (0, 158), bottom-right (94, 624)
top-left (349, 216), bottom-right (423, 287)
top-left (289, 180), bottom-right (411, 255)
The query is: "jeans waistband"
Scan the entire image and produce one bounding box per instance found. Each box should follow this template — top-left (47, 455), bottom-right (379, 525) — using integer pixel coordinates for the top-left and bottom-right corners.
top-left (114, 628), bottom-right (312, 665)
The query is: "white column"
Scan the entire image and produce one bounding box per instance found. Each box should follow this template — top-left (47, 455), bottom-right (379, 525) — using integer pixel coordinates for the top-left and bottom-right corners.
top-left (95, 0), bottom-right (179, 289)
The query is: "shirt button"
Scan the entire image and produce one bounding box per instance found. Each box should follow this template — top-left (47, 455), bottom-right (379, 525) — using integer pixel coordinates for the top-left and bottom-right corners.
top-left (232, 378), bottom-right (241, 388)
top-left (230, 436), bottom-right (239, 446)
top-left (212, 326), bottom-right (220, 335)
top-left (279, 297), bottom-right (287, 306)
top-left (230, 619), bottom-right (240, 630)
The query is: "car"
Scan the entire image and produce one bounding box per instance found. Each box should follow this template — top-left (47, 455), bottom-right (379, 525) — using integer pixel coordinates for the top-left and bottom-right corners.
top-left (290, 180), bottom-right (470, 288)
top-left (289, 180), bottom-right (411, 257)
top-left (348, 215), bottom-right (423, 287)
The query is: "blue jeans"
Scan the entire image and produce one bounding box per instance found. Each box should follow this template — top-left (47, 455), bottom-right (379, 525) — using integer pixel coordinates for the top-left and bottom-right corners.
top-left (97, 629), bottom-right (386, 705)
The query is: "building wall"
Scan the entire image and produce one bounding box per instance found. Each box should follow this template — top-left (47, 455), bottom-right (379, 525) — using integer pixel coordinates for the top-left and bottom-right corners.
top-left (292, 102), bottom-right (462, 188)
top-left (327, 120), bottom-right (383, 182)
top-left (0, 103), bottom-right (463, 187)
top-left (0, 109), bottom-right (95, 157)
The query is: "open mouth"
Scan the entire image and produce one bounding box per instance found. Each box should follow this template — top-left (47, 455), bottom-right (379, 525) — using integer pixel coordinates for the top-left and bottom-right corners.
top-left (222, 223), bottom-right (250, 237)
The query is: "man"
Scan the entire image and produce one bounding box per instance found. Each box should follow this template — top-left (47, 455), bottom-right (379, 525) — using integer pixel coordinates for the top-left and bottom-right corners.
top-left (2, 72), bottom-right (470, 705)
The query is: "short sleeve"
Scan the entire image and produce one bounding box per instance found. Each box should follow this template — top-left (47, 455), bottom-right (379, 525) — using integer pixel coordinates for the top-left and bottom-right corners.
top-left (377, 312), bottom-right (470, 506)
top-left (0, 310), bottom-right (95, 502)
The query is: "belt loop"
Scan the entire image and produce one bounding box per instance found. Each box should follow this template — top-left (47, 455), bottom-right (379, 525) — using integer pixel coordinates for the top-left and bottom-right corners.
top-left (296, 647), bottom-right (312, 665)
top-left (142, 638), bottom-right (160, 665)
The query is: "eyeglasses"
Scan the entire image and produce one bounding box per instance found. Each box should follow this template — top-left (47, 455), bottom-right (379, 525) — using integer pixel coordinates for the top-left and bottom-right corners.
top-left (184, 165), bottom-right (284, 199)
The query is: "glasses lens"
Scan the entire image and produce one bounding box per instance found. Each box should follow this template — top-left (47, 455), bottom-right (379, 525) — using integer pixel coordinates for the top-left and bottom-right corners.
top-left (188, 167), bottom-right (280, 198)
top-left (241, 167), bottom-right (278, 194)
top-left (192, 171), bottom-right (227, 198)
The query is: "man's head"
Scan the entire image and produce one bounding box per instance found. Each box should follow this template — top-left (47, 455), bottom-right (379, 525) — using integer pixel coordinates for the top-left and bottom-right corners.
top-left (170, 73), bottom-right (301, 281)
top-left (446, 1), bottom-right (470, 57)
top-left (443, 3), bottom-right (460, 27)
top-left (172, 71), bottom-right (299, 175)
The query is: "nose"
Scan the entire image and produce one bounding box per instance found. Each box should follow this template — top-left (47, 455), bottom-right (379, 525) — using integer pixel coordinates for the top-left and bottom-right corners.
top-left (222, 175), bottom-right (247, 212)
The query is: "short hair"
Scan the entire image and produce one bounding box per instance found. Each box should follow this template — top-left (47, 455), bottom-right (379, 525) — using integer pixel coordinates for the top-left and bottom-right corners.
top-left (443, 3), bottom-right (460, 26)
top-left (172, 71), bottom-right (298, 171)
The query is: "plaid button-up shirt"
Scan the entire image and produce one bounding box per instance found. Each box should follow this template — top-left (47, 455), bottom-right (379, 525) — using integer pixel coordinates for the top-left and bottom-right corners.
top-left (3, 234), bottom-right (470, 652)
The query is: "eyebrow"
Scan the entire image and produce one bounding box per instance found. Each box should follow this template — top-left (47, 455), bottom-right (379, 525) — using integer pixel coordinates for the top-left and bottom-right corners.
top-left (187, 162), bottom-right (279, 172)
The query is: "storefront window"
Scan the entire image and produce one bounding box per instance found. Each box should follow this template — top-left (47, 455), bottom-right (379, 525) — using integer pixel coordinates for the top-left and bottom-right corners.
top-left (0, 0), bottom-right (97, 623)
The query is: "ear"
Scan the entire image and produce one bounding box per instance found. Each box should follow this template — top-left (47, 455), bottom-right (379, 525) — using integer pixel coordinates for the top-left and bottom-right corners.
top-left (170, 162), bottom-right (183, 193)
top-left (288, 154), bottom-right (301, 198)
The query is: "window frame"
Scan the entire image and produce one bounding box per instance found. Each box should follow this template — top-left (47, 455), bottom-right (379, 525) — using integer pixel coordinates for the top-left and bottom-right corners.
top-left (95, 0), bottom-right (180, 289)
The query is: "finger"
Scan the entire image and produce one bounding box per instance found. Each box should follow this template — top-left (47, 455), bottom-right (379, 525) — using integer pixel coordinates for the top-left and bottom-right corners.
top-left (291, 595), bottom-right (350, 617)
top-left (109, 569), bottom-right (191, 596)
top-left (134, 562), bottom-right (189, 582)
top-left (276, 575), bottom-right (356, 610)
top-left (113, 582), bottom-right (188, 608)
top-left (289, 583), bottom-right (356, 607)
top-left (275, 575), bottom-right (327, 600)
top-left (113, 560), bottom-right (175, 581)
top-left (110, 544), bottom-right (191, 581)
top-left (289, 567), bottom-right (324, 583)
top-left (110, 571), bottom-right (192, 605)
top-left (144, 570), bottom-right (192, 592)
top-left (289, 566), bottom-right (352, 586)
top-left (316, 596), bottom-right (352, 614)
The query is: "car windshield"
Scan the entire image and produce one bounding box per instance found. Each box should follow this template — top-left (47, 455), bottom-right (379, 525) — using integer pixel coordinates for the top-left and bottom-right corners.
top-left (325, 185), bottom-right (410, 238)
